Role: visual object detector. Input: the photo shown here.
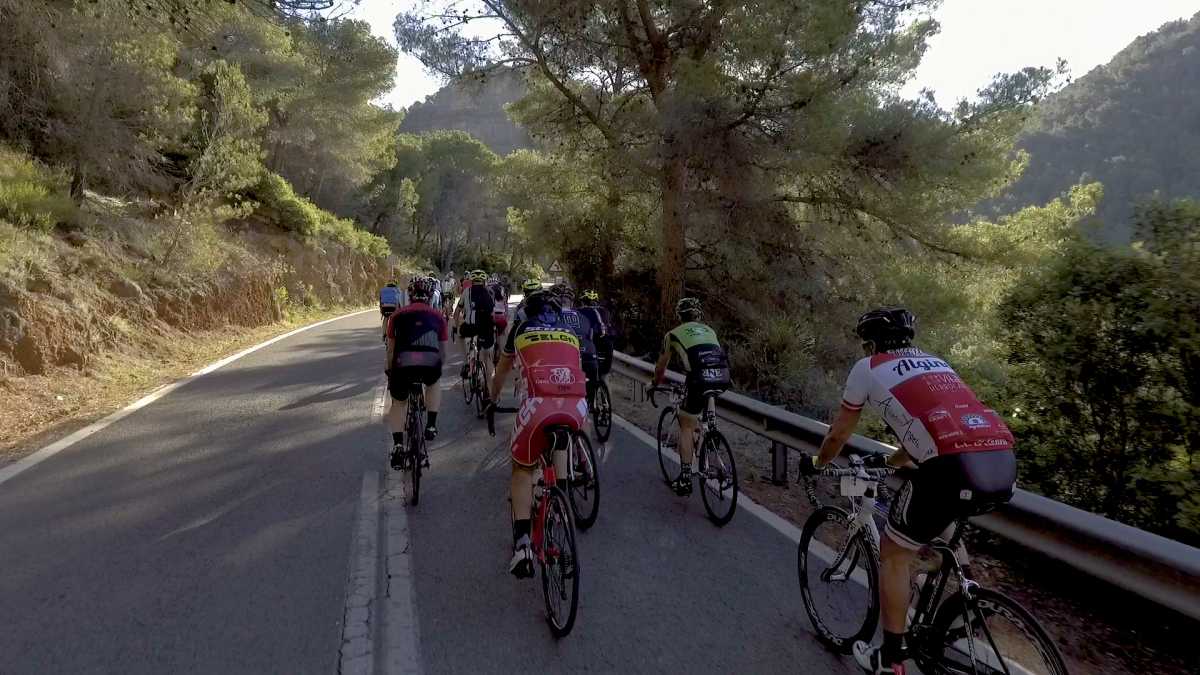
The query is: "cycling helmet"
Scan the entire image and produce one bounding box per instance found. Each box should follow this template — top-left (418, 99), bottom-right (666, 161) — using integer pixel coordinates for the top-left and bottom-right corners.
top-left (549, 283), bottom-right (574, 301)
top-left (855, 307), bottom-right (916, 349)
top-left (521, 279), bottom-right (542, 294)
top-left (581, 289), bottom-right (600, 304)
top-left (471, 270), bottom-right (487, 283)
top-left (408, 278), bottom-right (433, 303)
top-left (385, 281), bottom-right (397, 288)
top-left (675, 297), bottom-right (702, 321)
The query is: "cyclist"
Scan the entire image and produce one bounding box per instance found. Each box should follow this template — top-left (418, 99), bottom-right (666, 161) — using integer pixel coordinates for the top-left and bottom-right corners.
top-left (652, 297), bottom-right (731, 496)
top-left (426, 274), bottom-right (443, 311)
top-left (577, 289), bottom-right (615, 385)
top-left (489, 276), bottom-right (509, 341)
top-left (799, 307), bottom-right (1016, 675)
top-left (553, 285), bottom-right (601, 410)
top-left (487, 287), bottom-right (586, 578)
top-left (379, 280), bottom-right (401, 341)
top-left (453, 270), bottom-right (497, 400)
top-left (385, 278), bottom-right (448, 467)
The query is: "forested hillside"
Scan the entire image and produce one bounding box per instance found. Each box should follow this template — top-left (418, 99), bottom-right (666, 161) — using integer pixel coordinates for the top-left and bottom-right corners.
top-left (399, 70), bottom-right (533, 155)
top-left (992, 12), bottom-right (1200, 238)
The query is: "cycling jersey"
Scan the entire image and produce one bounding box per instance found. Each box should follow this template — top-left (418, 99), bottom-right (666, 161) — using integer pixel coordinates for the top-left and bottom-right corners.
top-left (841, 348), bottom-right (1014, 464)
top-left (663, 322), bottom-right (731, 390)
top-left (462, 284), bottom-right (495, 326)
top-left (503, 309), bottom-right (587, 466)
top-left (561, 308), bottom-right (597, 362)
top-left (379, 286), bottom-right (401, 307)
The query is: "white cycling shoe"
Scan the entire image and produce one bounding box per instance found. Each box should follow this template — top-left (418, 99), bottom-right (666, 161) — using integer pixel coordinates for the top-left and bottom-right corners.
top-left (509, 536), bottom-right (534, 579)
top-left (853, 641), bottom-right (907, 675)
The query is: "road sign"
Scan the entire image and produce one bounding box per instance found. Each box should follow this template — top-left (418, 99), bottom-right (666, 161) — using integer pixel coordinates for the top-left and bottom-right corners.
top-left (548, 260), bottom-right (563, 274)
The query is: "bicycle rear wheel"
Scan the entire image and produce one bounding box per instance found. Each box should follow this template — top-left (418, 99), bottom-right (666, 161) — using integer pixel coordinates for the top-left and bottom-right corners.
top-left (567, 431), bottom-right (600, 530)
top-left (656, 407), bottom-right (678, 484)
top-left (797, 506), bottom-right (880, 654)
top-left (404, 406), bottom-right (424, 506)
top-left (698, 430), bottom-right (738, 526)
top-left (461, 360), bottom-right (473, 404)
top-left (540, 488), bottom-right (579, 638)
top-left (473, 358), bottom-right (486, 418)
top-left (921, 586), bottom-right (1068, 675)
top-left (592, 381), bottom-right (612, 443)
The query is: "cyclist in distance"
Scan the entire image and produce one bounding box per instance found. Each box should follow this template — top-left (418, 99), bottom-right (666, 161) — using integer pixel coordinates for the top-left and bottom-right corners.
top-left (512, 278), bottom-right (542, 323)
top-left (553, 284), bottom-right (600, 410)
top-left (577, 289), bottom-right (615, 387)
top-left (426, 273), bottom-right (442, 312)
top-left (385, 278), bottom-right (448, 467)
top-left (379, 280), bottom-right (401, 341)
top-left (453, 270), bottom-right (497, 399)
top-left (487, 287), bottom-right (586, 578)
top-left (799, 307), bottom-right (1016, 675)
top-left (653, 297), bottom-right (732, 496)
top-left (489, 276), bottom-right (509, 344)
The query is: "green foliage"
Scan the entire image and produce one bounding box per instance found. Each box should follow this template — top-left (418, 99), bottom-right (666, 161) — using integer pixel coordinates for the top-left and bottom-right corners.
top-left (0, 147), bottom-right (78, 231)
top-left (186, 60), bottom-right (268, 197)
top-left (999, 201), bottom-right (1200, 542)
top-left (250, 172), bottom-right (389, 258)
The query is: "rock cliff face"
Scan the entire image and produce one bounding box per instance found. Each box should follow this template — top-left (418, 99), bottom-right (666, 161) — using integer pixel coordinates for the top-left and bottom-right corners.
top-left (399, 70), bottom-right (533, 155)
top-left (0, 227), bottom-right (388, 377)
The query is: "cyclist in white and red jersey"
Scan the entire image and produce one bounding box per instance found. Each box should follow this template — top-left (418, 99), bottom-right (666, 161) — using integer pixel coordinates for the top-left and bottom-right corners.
top-left (800, 307), bottom-right (1016, 675)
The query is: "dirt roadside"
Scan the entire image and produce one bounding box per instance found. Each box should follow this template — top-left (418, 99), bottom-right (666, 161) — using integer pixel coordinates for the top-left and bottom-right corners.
top-left (608, 374), bottom-right (1195, 675)
top-left (1, 305), bottom-right (367, 464)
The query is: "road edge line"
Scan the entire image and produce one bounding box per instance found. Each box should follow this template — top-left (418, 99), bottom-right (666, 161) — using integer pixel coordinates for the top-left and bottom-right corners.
top-left (339, 471), bottom-right (381, 675)
top-left (0, 307), bottom-right (373, 488)
top-left (382, 460), bottom-right (422, 674)
top-left (612, 414), bottom-right (849, 571)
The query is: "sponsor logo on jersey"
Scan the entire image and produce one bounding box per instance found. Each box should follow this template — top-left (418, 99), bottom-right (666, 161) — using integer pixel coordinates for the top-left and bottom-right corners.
top-left (550, 367), bottom-right (575, 385)
top-left (961, 413), bottom-right (991, 429)
top-left (890, 357), bottom-right (952, 378)
top-left (928, 409), bottom-right (950, 423)
top-left (515, 329), bottom-right (581, 350)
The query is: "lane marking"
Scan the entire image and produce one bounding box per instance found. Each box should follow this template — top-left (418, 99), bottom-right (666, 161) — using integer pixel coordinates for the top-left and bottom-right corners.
top-left (0, 308), bottom-right (373, 488)
top-left (381, 461), bottom-right (422, 675)
top-left (339, 472), bottom-right (381, 675)
top-left (613, 415), bottom-right (853, 575)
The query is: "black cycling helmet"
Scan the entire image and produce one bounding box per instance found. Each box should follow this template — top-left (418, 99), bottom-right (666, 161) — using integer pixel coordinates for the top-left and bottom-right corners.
top-left (524, 288), bottom-right (561, 316)
top-left (408, 278), bottom-right (433, 303)
top-left (855, 307), bottom-right (916, 350)
top-left (676, 297), bottom-right (702, 321)
top-left (385, 280), bottom-right (397, 288)
top-left (549, 283), bottom-right (574, 300)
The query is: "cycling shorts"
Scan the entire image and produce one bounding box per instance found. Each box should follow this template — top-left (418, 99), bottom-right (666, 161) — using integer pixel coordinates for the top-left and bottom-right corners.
top-left (388, 363), bottom-right (441, 401)
top-left (679, 378), bottom-right (724, 417)
top-left (510, 395), bottom-right (588, 467)
top-left (380, 304), bottom-right (397, 318)
top-left (493, 315), bottom-right (508, 335)
top-left (886, 450), bottom-right (1016, 550)
top-left (458, 320), bottom-right (496, 349)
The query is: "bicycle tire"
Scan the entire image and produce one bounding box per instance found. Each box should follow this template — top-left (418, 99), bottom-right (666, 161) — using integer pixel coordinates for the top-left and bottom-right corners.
top-left (404, 407), bottom-right (423, 506)
top-left (698, 430), bottom-right (738, 526)
top-left (473, 357), bottom-right (486, 418)
top-left (656, 406), bottom-right (678, 484)
top-left (540, 487), bottom-right (579, 638)
top-left (921, 586), bottom-right (1069, 675)
top-left (592, 381), bottom-right (612, 443)
top-left (461, 362), bottom-right (473, 404)
top-left (568, 431), bottom-right (600, 530)
top-left (797, 506), bottom-right (880, 654)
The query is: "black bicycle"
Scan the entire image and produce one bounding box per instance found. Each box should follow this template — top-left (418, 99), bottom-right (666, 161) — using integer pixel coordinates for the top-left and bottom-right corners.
top-left (391, 381), bottom-right (427, 506)
top-left (797, 454), bottom-right (1068, 675)
top-left (589, 376), bottom-right (612, 443)
top-left (649, 384), bottom-right (738, 526)
top-left (460, 336), bottom-right (487, 417)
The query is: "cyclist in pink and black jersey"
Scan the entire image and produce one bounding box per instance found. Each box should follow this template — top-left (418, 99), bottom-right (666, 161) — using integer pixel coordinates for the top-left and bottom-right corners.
top-left (801, 307), bottom-right (1016, 675)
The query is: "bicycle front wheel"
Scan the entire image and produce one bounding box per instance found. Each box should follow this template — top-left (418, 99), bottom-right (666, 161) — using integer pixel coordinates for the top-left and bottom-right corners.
top-left (568, 431), bottom-right (600, 530)
top-left (922, 586), bottom-right (1069, 675)
top-left (698, 430), bottom-right (738, 526)
top-left (656, 406), bottom-right (678, 484)
top-left (540, 488), bottom-right (579, 638)
top-left (592, 381), bottom-right (612, 443)
top-left (797, 506), bottom-right (880, 654)
top-left (406, 433), bottom-right (422, 507)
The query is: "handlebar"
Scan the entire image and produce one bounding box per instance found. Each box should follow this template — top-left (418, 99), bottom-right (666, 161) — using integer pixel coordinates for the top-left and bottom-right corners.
top-left (486, 404), bottom-right (518, 436)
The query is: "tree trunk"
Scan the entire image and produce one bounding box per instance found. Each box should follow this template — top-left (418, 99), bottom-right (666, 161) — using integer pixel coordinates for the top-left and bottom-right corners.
top-left (657, 154), bottom-right (687, 332)
top-left (69, 157), bottom-right (86, 204)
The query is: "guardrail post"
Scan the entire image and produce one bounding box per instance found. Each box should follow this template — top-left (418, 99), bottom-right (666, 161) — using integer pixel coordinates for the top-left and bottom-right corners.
top-left (771, 441), bottom-right (789, 486)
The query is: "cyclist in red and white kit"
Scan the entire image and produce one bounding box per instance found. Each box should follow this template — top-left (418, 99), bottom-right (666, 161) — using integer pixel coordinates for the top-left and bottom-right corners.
top-left (801, 307), bottom-right (1016, 675)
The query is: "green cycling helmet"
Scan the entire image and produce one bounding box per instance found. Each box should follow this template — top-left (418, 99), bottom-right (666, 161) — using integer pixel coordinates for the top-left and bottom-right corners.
top-left (521, 278), bottom-right (542, 294)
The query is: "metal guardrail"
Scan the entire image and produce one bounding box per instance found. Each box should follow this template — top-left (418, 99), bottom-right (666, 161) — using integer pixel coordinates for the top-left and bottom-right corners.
top-left (611, 351), bottom-right (1200, 621)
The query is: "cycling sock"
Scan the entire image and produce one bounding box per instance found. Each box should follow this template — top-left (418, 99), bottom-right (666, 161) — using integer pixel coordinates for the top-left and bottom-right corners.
top-left (392, 432), bottom-right (404, 445)
top-left (680, 462), bottom-right (692, 476)
top-left (881, 630), bottom-right (906, 665)
top-left (427, 411), bottom-right (438, 426)
top-left (513, 519), bottom-right (531, 544)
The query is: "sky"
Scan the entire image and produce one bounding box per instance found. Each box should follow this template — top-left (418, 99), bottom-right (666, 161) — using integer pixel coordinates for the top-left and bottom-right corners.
top-left (349, 0), bottom-right (1200, 111)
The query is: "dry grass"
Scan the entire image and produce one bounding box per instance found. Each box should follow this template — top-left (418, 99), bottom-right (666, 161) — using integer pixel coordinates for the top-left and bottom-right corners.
top-left (0, 305), bottom-right (364, 462)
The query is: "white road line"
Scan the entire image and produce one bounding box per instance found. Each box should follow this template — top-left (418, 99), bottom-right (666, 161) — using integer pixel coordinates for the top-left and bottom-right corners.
top-left (339, 471), bottom-right (381, 675)
top-left (0, 308), bottom-right (374, 488)
top-left (381, 462), bottom-right (422, 675)
top-left (612, 415), bottom-right (852, 574)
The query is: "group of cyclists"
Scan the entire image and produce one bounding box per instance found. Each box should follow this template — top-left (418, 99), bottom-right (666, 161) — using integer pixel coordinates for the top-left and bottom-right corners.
top-left (379, 270), bottom-right (1018, 675)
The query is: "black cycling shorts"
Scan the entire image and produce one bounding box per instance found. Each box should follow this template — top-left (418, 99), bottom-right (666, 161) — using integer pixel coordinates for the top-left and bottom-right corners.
top-left (680, 379), bottom-right (724, 417)
top-left (380, 305), bottom-right (396, 318)
top-left (388, 365), bottom-right (441, 401)
top-left (459, 320), bottom-right (495, 349)
top-left (886, 451), bottom-right (1016, 550)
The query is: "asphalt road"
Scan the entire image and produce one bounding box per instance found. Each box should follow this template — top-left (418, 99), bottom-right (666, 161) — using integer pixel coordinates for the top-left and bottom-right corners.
top-left (0, 311), bottom-right (864, 674)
